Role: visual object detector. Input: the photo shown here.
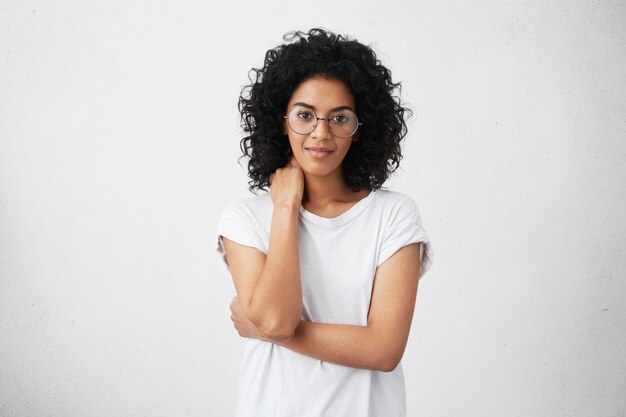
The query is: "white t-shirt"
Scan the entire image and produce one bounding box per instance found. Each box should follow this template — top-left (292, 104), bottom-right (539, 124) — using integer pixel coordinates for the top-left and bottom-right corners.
top-left (216, 188), bottom-right (434, 417)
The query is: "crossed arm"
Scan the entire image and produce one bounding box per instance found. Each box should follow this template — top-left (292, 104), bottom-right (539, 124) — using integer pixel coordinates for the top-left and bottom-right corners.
top-left (222, 218), bottom-right (422, 372)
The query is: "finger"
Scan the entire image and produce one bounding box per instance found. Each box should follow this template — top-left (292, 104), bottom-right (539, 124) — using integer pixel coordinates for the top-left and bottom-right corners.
top-left (289, 155), bottom-right (300, 167)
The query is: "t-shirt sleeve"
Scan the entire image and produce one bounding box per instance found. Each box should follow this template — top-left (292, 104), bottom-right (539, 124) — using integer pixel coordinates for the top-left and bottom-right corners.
top-left (377, 197), bottom-right (434, 280)
top-left (215, 202), bottom-right (267, 272)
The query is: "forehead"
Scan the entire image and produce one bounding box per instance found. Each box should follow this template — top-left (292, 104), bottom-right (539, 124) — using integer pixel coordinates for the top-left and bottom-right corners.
top-left (287, 76), bottom-right (355, 110)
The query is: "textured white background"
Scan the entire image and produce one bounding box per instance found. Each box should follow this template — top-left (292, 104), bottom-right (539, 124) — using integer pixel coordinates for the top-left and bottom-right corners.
top-left (1, 1), bottom-right (625, 416)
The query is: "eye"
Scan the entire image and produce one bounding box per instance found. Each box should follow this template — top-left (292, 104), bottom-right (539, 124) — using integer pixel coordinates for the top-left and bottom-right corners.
top-left (297, 111), bottom-right (314, 120)
top-left (332, 114), bottom-right (350, 124)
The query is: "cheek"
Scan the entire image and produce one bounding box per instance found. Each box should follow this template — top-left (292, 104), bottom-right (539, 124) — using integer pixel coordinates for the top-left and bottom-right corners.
top-left (287, 134), bottom-right (303, 150)
top-left (285, 137), bottom-right (301, 160)
top-left (340, 141), bottom-right (354, 156)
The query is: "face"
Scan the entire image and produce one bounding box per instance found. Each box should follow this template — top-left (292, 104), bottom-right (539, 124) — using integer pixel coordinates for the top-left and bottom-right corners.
top-left (283, 75), bottom-right (358, 178)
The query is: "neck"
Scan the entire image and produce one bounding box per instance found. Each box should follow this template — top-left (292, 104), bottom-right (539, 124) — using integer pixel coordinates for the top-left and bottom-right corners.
top-left (302, 169), bottom-right (354, 206)
top-left (302, 167), bottom-right (373, 209)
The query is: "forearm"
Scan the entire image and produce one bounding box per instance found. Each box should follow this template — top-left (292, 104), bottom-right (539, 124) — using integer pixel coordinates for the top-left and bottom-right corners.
top-left (276, 321), bottom-right (394, 372)
top-left (248, 204), bottom-right (302, 337)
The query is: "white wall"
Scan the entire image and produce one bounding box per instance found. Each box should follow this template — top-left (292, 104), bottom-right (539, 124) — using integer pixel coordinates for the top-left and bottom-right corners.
top-left (1, 1), bottom-right (625, 416)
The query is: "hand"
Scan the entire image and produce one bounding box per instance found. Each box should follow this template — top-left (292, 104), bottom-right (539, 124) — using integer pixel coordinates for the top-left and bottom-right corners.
top-left (230, 295), bottom-right (270, 342)
top-left (269, 156), bottom-right (304, 209)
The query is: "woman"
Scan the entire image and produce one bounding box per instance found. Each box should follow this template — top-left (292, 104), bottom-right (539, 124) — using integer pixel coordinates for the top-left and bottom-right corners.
top-left (216, 28), bottom-right (434, 417)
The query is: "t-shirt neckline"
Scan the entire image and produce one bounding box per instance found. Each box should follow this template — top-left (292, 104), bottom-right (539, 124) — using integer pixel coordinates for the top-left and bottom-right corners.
top-left (298, 189), bottom-right (377, 227)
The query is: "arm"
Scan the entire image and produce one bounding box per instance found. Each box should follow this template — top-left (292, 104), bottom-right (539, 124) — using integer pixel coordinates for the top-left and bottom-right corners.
top-left (223, 157), bottom-right (304, 342)
top-left (278, 243), bottom-right (421, 372)
top-left (231, 242), bottom-right (422, 372)
top-left (223, 207), bottom-right (300, 342)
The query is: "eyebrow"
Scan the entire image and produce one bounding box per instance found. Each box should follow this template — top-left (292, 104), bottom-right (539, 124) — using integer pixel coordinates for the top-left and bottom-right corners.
top-left (292, 101), bottom-right (354, 112)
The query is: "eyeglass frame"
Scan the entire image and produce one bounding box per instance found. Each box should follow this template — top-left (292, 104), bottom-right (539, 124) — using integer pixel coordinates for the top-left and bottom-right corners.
top-left (283, 107), bottom-right (363, 138)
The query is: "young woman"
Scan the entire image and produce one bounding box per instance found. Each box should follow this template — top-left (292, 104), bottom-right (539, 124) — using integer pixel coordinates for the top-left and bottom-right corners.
top-left (216, 28), bottom-right (434, 417)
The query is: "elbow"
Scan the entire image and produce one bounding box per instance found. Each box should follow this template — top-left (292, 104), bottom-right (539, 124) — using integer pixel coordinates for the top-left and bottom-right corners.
top-left (246, 299), bottom-right (302, 343)
top-left (253, 315), bottom-right (298, 343)
top-left (263, 324), bottom-right (296, 343)
top-left (376, 351), bottom-right (403, 373)
top-left (371, 333), bottom-right (408, 372)
top-left (379, 361), bottom-right (400, 373)
top-left (378, 357), bottom-right (401, 373)
top-left (266, 330), bottom-right (296, 344)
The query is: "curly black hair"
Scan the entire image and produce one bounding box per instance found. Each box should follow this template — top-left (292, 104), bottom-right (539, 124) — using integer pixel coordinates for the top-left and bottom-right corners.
top-left (238, 27), bottom-right (412, 192)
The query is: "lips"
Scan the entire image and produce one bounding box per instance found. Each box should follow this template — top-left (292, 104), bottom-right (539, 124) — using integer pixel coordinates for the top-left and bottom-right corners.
top-left (305, 147), bottom-right (333, 159)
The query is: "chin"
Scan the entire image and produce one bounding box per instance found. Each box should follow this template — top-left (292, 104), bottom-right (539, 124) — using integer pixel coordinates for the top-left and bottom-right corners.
top-left (301, 164), bottom-right (341, 178)
top-left (293, 151), bottom-right (345, 178)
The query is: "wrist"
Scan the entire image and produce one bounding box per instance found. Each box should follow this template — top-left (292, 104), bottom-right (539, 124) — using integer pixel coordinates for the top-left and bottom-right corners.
top-left (273, 203), bottom-right (300, 216)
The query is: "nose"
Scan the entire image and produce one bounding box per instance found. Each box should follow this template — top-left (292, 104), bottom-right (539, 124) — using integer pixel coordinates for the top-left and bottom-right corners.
top-left (311, 117), bottom-right (333, 140)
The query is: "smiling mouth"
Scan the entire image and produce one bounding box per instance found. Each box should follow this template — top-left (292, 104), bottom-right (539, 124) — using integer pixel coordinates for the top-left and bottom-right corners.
top-left (305, 147), bottom-right (333, 159)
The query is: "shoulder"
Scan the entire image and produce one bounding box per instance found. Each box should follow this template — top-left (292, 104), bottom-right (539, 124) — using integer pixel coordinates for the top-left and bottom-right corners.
top-left (374, 188), bottom-right (416, 205)
top-left (371, 188), bottom-right (421, 220)
top-left (220, 192), bottom-right (272, 217)
top-left (372, 188), bottom-right (433, 272)
top-left (217, 192), bottom-right (273, 230)
top-left (216, 192), bottom-right (272, 254)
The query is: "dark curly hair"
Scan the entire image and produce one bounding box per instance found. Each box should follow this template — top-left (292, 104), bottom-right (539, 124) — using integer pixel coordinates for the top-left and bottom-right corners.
top-left (238, 27), bottom-right (412, 192)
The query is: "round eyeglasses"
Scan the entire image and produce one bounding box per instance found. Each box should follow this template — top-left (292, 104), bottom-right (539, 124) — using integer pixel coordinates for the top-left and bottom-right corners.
top-left (283, 106), bottom-right (362, 138)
